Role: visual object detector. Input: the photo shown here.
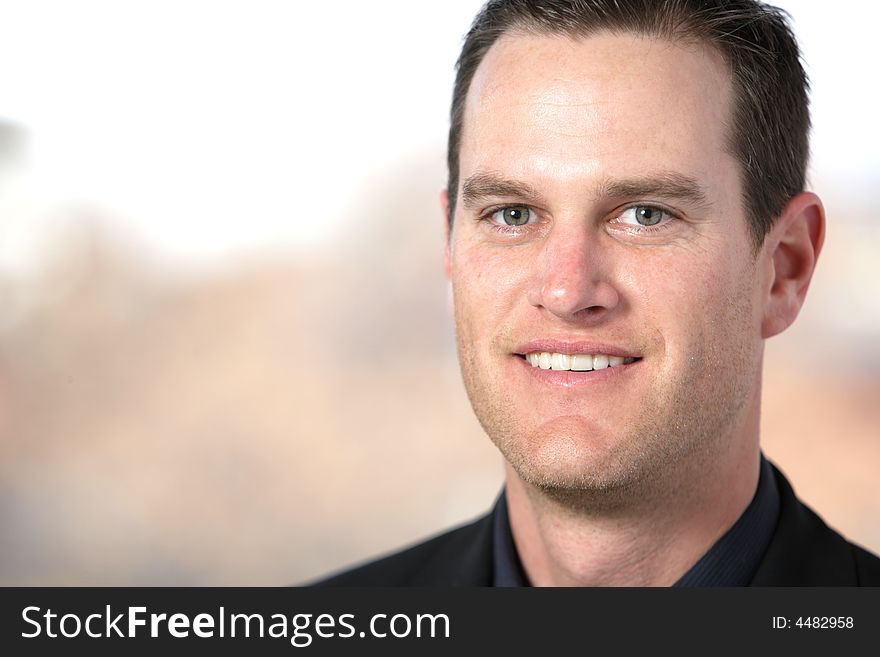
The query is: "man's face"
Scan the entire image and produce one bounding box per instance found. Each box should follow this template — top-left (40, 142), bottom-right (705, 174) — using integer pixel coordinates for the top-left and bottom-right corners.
top-left (447, 32), bottom-right (771, 493)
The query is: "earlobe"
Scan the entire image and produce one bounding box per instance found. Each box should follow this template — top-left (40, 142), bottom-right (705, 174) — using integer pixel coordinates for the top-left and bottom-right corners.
top-left (761, 192), bottom-right (825, 338)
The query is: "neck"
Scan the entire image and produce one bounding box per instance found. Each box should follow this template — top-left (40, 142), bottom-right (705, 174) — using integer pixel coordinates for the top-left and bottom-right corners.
top-left (504, 437), bottom-right (761, 587)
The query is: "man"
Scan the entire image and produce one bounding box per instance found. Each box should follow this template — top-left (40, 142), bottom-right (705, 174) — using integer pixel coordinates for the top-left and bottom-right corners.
top-left (316, 0), bottom-right (880, 586)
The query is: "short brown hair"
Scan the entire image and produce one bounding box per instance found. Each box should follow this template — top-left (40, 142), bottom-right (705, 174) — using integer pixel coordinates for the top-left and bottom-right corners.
top-left (446, 0), bottom-right (810, 246)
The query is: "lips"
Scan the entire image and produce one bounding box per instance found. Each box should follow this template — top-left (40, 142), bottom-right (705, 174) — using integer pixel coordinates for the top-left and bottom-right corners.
top-left (513, 340), bottom-right (642, 375)
top-left (525, 352), bottom-right (636, 371)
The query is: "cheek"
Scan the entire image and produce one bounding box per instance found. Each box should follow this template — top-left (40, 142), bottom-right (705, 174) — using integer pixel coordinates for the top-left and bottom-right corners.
top-left (451, 242), bottom-right (529, 323)
top-left (621, 249), bottom-right (749, 356)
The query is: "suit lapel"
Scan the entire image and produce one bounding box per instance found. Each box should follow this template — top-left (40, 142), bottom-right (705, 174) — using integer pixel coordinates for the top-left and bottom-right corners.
top-left (749, 464), bottom-right (858, 585)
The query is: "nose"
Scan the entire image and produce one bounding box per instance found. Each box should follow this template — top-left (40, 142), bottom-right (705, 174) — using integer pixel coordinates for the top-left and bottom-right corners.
top-left (529, 223), bottom-right (620, 322)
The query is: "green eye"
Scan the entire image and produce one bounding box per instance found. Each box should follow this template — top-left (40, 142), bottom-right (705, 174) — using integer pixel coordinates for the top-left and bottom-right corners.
top-left (619, 205), bottom-right (670, 228)
top-left (635, 206), bottom-right (663, 226)
top-left (494, 206), bottom-right (531, 226)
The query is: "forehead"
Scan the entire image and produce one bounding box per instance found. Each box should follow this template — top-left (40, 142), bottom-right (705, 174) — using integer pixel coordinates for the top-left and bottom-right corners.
top-left (460, 30), bottom-right (739, 198)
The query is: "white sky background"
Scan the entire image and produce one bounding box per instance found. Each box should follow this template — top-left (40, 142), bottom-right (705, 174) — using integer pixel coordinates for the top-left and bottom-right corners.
top-left (0, 0), bottom-right (877, 273)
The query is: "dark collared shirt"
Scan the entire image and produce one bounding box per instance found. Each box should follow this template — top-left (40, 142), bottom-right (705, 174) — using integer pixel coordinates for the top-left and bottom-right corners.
top-left (492, 454), bottom-right (780, 586)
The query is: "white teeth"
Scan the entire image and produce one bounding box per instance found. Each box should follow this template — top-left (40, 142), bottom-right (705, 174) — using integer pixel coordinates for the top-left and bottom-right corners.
top-left (525, 351), bottom-right (636, 371)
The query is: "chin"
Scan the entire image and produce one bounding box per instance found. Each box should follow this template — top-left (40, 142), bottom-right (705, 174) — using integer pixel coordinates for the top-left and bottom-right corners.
top-left (497, 416), bottom-right (645, 493)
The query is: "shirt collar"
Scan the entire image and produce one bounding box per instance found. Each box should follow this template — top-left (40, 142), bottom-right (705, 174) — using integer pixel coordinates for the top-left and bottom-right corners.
top-left (492, 454), bottom-right (780, 587)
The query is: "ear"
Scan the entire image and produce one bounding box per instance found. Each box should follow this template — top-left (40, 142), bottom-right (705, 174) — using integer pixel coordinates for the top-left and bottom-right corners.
top-left (440, 189), bottom-right (455, 314)
top-left (440, 189), bottom-right (452, 279)
top-left (761, 191), bottom-right (825, 338)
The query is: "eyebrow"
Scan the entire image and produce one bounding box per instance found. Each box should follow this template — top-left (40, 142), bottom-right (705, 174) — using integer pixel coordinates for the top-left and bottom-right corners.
top-left (460, 173), bottom-right (543, 209)
top-left (596, 173), bottom-right (711, 209)
top-left (460, 171), bottom-right (711, 210)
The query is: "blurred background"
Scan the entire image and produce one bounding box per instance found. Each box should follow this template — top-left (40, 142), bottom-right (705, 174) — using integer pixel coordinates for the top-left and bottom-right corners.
top-left (0, 0), bottom-right (877, 585)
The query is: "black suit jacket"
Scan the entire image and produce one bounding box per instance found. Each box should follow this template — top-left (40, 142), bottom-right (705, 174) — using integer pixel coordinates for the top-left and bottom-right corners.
top-left (314, 464), bottom-right (880, 586)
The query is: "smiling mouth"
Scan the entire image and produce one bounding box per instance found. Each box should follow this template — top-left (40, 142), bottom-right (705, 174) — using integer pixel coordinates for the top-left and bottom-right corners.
top-left (518, 352), bottom-right (640, 371)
